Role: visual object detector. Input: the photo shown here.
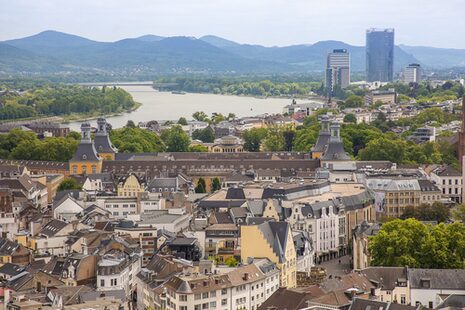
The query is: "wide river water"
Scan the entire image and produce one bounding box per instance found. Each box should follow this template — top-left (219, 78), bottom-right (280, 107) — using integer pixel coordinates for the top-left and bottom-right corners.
top-left (67, 85), bottom-right (313, 130)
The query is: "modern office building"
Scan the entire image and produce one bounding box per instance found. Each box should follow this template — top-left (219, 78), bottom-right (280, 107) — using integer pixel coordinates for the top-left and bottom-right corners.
top-left (326, 49), bottom-right (350, 96)
top-left (366, 28), bottom-right (395, 82)
top-left (404, 63), bottom-right (422, 84)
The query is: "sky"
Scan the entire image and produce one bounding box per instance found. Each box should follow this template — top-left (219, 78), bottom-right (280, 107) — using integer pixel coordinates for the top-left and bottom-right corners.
top-left (1, 0), bottom-right (465, 48)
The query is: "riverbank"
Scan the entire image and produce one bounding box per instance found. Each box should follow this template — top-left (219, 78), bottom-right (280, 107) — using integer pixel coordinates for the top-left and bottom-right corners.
top-left (67, 86), bottom-right (307, 130)
top-left (62, 101), bottom-right (142, 123)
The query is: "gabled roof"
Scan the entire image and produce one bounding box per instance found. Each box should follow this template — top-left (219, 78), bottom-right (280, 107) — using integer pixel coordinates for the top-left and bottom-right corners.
top-left (256, 221), bottom-right (291, 263)
top-left (38, 219), bottom-right (68, 237)
top-left (361, 267), bottom-right (407, 290)
top-left (257, 287), bottom-right (311, 310)
top-left (0, 263), bottom-right (25, 277)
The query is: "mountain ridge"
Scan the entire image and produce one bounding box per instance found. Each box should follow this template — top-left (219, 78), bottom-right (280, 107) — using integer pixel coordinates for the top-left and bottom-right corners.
top-left (1, 30), bottom-right (464, 75)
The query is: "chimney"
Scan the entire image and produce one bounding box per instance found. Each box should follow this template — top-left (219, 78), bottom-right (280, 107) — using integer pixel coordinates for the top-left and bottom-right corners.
top-left (243, 273), bottom-right (249, 281)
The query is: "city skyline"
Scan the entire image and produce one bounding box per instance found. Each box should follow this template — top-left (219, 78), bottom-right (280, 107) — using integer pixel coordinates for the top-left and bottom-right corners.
top-left (1, 0), bottom-right (465, 49)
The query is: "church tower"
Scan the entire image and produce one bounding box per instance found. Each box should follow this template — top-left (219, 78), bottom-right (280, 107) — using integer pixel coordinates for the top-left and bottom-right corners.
top-left (94, 118), bottom-right (116, 160)
top-left (311, 115), bottom-right (331, 159)
top-left (69, 122), bottom-right (102, 175)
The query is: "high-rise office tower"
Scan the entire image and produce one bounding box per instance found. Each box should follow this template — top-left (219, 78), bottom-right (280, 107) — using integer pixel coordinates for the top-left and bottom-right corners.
top-left (325, 49), bottom-right (350, 96)
top-left (366, 28), bottom-right (394, 82)
top-left (404, 63), bottom-right (422, 84)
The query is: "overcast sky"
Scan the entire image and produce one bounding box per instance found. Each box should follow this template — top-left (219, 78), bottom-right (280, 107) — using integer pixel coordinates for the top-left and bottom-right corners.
top-left (1, 0), bottom-right (464, 48)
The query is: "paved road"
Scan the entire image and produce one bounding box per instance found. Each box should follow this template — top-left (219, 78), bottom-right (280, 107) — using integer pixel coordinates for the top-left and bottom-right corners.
top-left (319, 255), bottom-right (352, 277)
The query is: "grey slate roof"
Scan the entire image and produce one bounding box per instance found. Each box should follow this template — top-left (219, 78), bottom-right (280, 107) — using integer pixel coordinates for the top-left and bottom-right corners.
top-left (70, 142), bottom-right (100, 162)
top-left (361, 267), bottom-right (407, 290)
top-left (93, 134), bottom-right (116, 154)
top-left (257, 221), bottom-right (290, 263)
top-left (226, 188), bottom-right (246, 199)
top-left (321, 140), bottom-right (350, 161)
top-left (312, 132), bottom-right (331, 153)
top-left (408, 268), bottom-right (465, 290)
top-left (0, 263), bottom-right (25, 277)
top-left (418, 179), bottom-right (440, 192)
top-left (39, 219), bottom-right (68, 237)
top-left (437, 294), bottom-right (465, 309)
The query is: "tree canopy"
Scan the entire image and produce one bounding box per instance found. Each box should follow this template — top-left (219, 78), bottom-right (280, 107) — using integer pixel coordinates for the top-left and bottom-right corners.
top-left (369, 219), bottom-right (465, 269)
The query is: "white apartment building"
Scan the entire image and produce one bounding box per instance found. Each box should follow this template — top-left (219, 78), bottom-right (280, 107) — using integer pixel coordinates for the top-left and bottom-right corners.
top-left (430, 165), bottom-right (462, 204)
top-left (97, 251), bottom-right (141, 297)
top-left (138, 259), bottom-right (280, 310)
top-left (287, 202), bottom-right (342, 262)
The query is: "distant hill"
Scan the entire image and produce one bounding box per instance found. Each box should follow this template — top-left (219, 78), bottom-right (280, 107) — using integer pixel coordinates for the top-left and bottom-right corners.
top-left (135, 34), bottom-right (165, 42)
top-left (399, 45), bottom-right (465, 69)
top-left (0, 30), bottom-right (463, 75)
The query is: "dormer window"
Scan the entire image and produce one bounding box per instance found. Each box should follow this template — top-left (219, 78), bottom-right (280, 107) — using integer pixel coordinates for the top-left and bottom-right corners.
top-left (82, 155), bottom-right (87, 160)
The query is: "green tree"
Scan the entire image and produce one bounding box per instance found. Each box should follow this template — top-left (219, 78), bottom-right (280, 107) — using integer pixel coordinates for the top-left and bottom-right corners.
top-left (195, 178), bottom-right (207, 193)
top-left (211, 177), bottom-right (221, 192)
top-left (400, 202), bottom-right (450, 223)
top-left (192, 111), bottom-right (209, 122)
top-left (242, 128), bottom-right (268, 152)
top-left (452, 204), bottom-right (465, 223)
top-left (192, 127), bottom-right (215, 143)
top-left (369, 219), bottom-right (465, 269)
top-left (282, 126), bottom-right (296, 152)
top-left (225, 256), bottom-right (238, 267)
top-left (263, 127), bottom-right (285, 151)
top-left (110, 127), bottom-right (165, 153)
top-left (160, 125), bottom-right (190, 152)
top-left (340, 95), bottom-right (363, 109)
top-left (358, 137), bottom-right (407, 163)
top-left (188, 145), bottom-right (208, 152)
top-left (58, 178), bottom-right (82, 192)
top-left (126, 120), bottom-right (136, 128)
top-left (343, 113), bottom-right (357, 123)
top-left (177, 117), bottom-right (188, 126)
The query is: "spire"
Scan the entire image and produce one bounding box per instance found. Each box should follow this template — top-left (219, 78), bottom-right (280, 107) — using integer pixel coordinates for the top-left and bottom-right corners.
top-left (329, 123), bottom-right (341, 142)
top-left (80, 122), bottom-right (92, 143)
top-left (96, 118), bottom-right (107, 135)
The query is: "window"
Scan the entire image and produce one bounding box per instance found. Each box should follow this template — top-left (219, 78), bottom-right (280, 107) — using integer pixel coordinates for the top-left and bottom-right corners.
top-left (202, 292), bottom-right (209, 299)
top-left (179, 295), bottom-right (187, 302)
top-left (222, 299), bottom-right (227, 306)
top-left (194, 305), bottom-right (201, 310)
top-left (100, 279), bottom-right (105, 287)
top-left (401, 295), bottom-right (406, 304)
top-left (221, 289), bottom-right (227, 295)
top-left (194, 294), bottom-right (201, 300)
top-left (202, 303), bottom-right (209, 309)
top-left (210, 291), bottom-right (216, 297)
top-left (91, 165), bottom-right (97, 174)
top-left (429, 302), bottom-right (433, 309)
top-left (180, 307), bottom-right (187, 310)
top-left (210, 302), bottom-right (216, 308)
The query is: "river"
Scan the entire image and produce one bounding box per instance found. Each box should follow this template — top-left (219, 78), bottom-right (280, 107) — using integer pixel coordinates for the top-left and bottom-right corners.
top-left (67, 85), bottom-right (317, 131)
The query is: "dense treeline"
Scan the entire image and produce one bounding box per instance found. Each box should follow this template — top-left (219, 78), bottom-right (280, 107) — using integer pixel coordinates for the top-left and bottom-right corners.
top-left (156, 77), bottom-right (324, 97)
top-left (0, 85), bottom-right (136, 120)
top-left (240, 108), bottom-right (458, 166)
top-left (0, 129), bottom-right (79, 161)
top-left (334, 80), bottom-right (465, 108)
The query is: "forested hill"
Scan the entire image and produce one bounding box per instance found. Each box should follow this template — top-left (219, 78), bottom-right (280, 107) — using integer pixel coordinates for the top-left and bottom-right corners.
top-left (1, 30), bottom-right (465, 75)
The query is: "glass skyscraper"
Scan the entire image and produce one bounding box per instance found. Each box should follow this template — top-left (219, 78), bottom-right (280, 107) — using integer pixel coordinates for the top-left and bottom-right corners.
top-left (366, 28), bottom-right (394, 82)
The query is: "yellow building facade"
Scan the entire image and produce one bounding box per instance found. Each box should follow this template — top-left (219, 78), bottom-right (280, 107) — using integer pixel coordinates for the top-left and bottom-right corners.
top-left (241, 221), bottom-right (297, 288)
top-left (69, 122), bottom-right (102, 175)
top-left (117, 173), bottom-right (144, 197)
